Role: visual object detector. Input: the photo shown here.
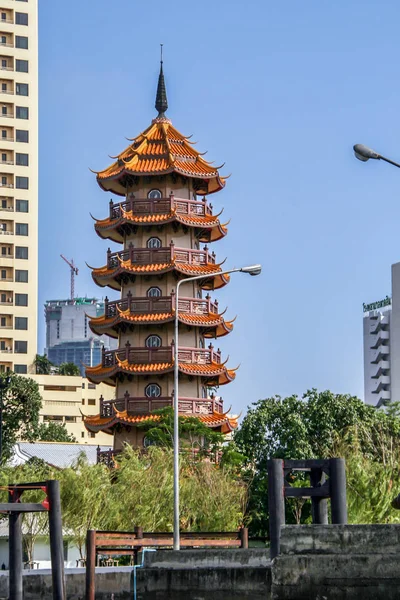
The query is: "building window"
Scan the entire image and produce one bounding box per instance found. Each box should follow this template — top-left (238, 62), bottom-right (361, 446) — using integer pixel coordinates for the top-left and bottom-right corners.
top-left (16, 60), bottom-right (28, 73)
top-left (1, 269), bottom-right (6, 279)
top-left (64, 416), bottom-right (76, 423)
top-left (16, 153), bottom-right (28, 166)
top-left (1, 177), bottom-right (6, 185)
top-left (1, 131), bottom-right (6, 139)
top-left (15, 269), bottom-right (28, 283)
top-left (15, 316), bottom-right (27, 330)
top-left (14, 340), bottom-right (27, 354)
top-left (0, 317), bottom-right (5, 326)
top-left (15, 293), bottom-right (27, 306)
top-left (145, 383), bottom-right (161, 398)
top-left (14, 364), bottom-right (27, 374)
top-left (81, 399), bottom-right (85, 405)
top-left (15, 13), bottom-right (28, 25)
top-left (16, 246), bottom-right (28, 259)
top-left (147, 237), bottom-right (161, 249)
top-left (147, 286), bottom-right (161, 298)
top-left (15, 36), bottom-right (28, 49)
top-left (81, 432), bottom-right (85, 438)
top-left (16, 83), bottom-right (28, 97)
top-left (82, 382), bottom-right (85, 389)
top-left (90, 433), bottom-right (96, 438)
top-left (148, 189), bottom-right (162, 199)
top-left (88, 383), bottom-right (96, 389)
top-left (1, 154), bottom-right (5, 162)
top-left (88, 399), bottom-right (96, 406)
top-left (16, 177), bottom-right (28, 189)
top-left (1, 107), bottom-right (7, 116)
top-left (16, 199), bottom-right (28, 212)
top-left (1, 83), bottom-right (5, 92)
top-left (44, 415), bottom-right (63, 422)
top-left (16, 223), bottom-right (28, 235)
top-left (16, 130), bottom-right (28, 143)
top-left (16, 106), bottom-right (28, 120)
top-left (145, 334), bottom-right (162, 348)
top-left (0, 37), bottom-right (5, 46)
top-left (1, 59), bottom-right (6, 68)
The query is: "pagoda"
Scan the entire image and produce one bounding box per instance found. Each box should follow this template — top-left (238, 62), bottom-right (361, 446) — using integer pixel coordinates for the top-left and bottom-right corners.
top-left (83, 60), bottom-right (238, 455)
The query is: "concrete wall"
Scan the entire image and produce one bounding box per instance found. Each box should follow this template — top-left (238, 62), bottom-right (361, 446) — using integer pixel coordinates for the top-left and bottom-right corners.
top-left (272, 524), bottom-right (400, 600)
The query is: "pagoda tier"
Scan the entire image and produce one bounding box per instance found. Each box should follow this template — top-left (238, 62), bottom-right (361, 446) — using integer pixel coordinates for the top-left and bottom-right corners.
top-left (92, 121), bottom-right (226, 196)
top-left (85, 343), bottom-right (237, 387)
top-left (93, 194), bottom-right (228, 244)
top-left (89, 292), bottom-right (234, 339)
top-left (90, 243), bottom-right (230, 291)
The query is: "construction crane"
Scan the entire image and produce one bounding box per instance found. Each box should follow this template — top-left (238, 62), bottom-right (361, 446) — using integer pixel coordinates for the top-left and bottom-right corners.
top-left (60, 255), bottom-right (78, 300)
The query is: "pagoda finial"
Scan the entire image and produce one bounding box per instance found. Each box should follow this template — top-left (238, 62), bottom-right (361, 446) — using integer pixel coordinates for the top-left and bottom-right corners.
top-left (155, 44), bottom-right (168, 117)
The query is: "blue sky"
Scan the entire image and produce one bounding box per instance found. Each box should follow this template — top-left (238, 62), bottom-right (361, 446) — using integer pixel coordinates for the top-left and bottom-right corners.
top-left (38, 0), bottom-right (400, 413)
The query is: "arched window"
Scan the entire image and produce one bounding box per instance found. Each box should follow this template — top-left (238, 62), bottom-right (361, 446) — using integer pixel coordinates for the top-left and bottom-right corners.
top-left (145, 383), bottom-right (161, 398)
top-left (147, 237), bottom-right (161, 249)
top-left (147, 286), bottom-right (161, 298)
top-left (146, 334), bottom-right (162, 348)
top-left (148, 189), bottom-right (162, 199)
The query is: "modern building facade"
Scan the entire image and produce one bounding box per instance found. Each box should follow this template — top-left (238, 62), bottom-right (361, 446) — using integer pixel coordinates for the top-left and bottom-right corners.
top-left (0, 0), bottom-right (38, 375)
top-left (45, 297), bottom-right (117, 375)
top-left (25, 373), bottom-right (114, 444)
top-left (83, 63), bottom-right (238, 454)
top-left (362, 261), bottom-right (400, 406)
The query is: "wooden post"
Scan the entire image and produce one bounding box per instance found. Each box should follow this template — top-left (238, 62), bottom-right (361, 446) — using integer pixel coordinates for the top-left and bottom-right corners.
top-left (48, 480), bottom-right (66, 600)
top-left (8, 487), bottom-right (22, 600)
top-left (330, 458), bottom-right (347, 524)
top-left (239, 527), bottom-right (248, 549)
top-left (134, 526), bottom-right (143, 566)
top-left (268, 459), bottom-right (285, 560)
top-left (310, 468), bottom-right (328, 524)
top-left (85, 530), bottom-right (96, 600)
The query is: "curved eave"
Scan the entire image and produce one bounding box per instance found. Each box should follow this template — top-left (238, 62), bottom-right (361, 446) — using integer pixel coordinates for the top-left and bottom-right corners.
top-left (85, 360), bottom-right (235, 387)
top-left (96, 170), bottom-right (225, 197)
top-left (91, 263), bottom-right (230, 292)
top-left (83, 409), bottom-right (237, 434)
top-left (89, 312), bottom-right (234, 339)
top-left (94, 215), bottom-right (227, 244)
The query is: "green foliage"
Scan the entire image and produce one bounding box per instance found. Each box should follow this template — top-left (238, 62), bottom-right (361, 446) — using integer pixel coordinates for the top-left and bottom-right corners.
top-left (1, 373), bottom-right (42, 461)
top-left (36, 422), bottom-right (77, 443)
top-left (34, 354), bottom-right (53, 375)
top-left (136, 407), bottom-right (225, 456)
top-left (58, 363), bottom-right (80, 376)
top-left (234, 389), bottom-right (400, 535)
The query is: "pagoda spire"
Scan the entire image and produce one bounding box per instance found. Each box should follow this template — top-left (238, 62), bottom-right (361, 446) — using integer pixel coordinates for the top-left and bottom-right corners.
top-left (155, 44), bottom-right (168, 117)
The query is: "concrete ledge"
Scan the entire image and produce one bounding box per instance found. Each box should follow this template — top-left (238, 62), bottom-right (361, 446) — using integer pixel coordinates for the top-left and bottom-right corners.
top-left (143, 548), bottom-right (270, 568)
top-left (280, 524), bottom-right (400, 555)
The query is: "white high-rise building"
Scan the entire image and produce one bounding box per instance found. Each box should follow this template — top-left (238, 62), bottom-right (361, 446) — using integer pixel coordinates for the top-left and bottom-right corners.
top-left (0, 0), bottom-right (38, 375)
top-left (363, 262), bottom-right (400, 406)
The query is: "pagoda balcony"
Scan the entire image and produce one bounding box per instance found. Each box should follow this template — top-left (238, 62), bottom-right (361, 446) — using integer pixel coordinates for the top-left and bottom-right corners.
top-left (104, 291), bottom-right (219, 319)
top-left (101, 342), bottom-right (222, 368)
top-left (99, 393), bottom-right (224, 417)
top-left (106, 242), bottom-right (216, 270)
top-left (108, 193), bottom-right (213, 220)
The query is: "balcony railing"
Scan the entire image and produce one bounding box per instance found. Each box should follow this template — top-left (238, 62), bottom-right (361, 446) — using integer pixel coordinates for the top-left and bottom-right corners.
top-left (0, 183), bottom-right (12, 188)
top-left (0, 19), bottom-right (14, 25)
top-left (101, 342), bottom-right (221, 368)
top-left (106, 242), bottom-right (216, 270)
top-left (99, 393), bottom-right (224, 418)
top-left (108, 193), bottom-right (213, 220)
top-left (0, 206), bottom-right (13, 211)
top-left (0, 230), bottom-right (12, 235)
top-left (0, 160), bottom-right (13, 165)
top-left (0, 66), bottom-right (13, 72)
top-left (104, 291), bottom-right (219, 319)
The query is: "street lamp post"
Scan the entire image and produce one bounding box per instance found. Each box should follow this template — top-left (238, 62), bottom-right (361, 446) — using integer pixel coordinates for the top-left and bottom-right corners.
top-left (0, 376), bottom-right (11, 465)
top-left (353, 144), bottom-right (400, 169)
top-left (173, 264), bottom-right (262, 550)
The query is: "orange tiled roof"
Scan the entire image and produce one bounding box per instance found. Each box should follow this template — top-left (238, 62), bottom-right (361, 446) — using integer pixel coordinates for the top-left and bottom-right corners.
top-left (94, 210), bottom-right (228, 244)
top-left (85, 358), bottom-right (236, 387)
top-left (89, 309), bottom-right (234, 339)
top-left (91, 260), bottom-right (230, 292)
top-left (93, 120), bottom-right (226, 196)
top-left (83, 409), bottom-right (238, 435)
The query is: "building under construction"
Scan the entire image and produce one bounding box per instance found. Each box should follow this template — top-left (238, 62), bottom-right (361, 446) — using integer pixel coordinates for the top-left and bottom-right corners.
top-left (44, 297), bottom-right (117, 375)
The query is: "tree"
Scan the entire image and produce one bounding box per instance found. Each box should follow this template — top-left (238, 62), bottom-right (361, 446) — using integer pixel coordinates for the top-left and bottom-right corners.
top-left (234, 389), bottom-right (400, 535)
top-left (58, 362), bottom-right (80, 376)
top-left (135, 406), bottom-right (225, 457)
top-left (34, 354), bottom-right (53, 375)
top-left (36, 422), bottom-right (77, 443)
top-left (1, 373), bottom-right (42, 461)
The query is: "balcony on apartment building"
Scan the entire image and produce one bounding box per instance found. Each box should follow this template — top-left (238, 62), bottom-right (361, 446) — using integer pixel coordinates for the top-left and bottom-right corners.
top-left (0, 293), bottom-right (13, 305)
top-left (369, 329), bottom-right (390, 349)
top-left (371, 361), bottom-right (390, 379)
top-left (370, 345), bottom-right (390, 364)
top-left (369, 314), bottom-right (390, 334)
top-left (0, 338), bottom-right (12, 353)
top-left (371, 375), bottom-right (391, 394)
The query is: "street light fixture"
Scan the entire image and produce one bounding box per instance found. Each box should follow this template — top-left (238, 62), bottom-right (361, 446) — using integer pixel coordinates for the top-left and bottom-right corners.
top-left (353, 144), bottom-right (400, 169)
top-left (173, 264), bottom-right (262, 550)
top-left (0, 375), bottom-right (11, 465)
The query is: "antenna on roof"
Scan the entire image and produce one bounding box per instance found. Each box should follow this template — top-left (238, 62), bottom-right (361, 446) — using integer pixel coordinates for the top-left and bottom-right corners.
top-left (155, 44), bottom-right (168, 117)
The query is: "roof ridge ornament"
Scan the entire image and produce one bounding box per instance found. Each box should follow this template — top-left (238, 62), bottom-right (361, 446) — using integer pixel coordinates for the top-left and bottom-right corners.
top-left (154, 44), bottom-right (169, 120)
